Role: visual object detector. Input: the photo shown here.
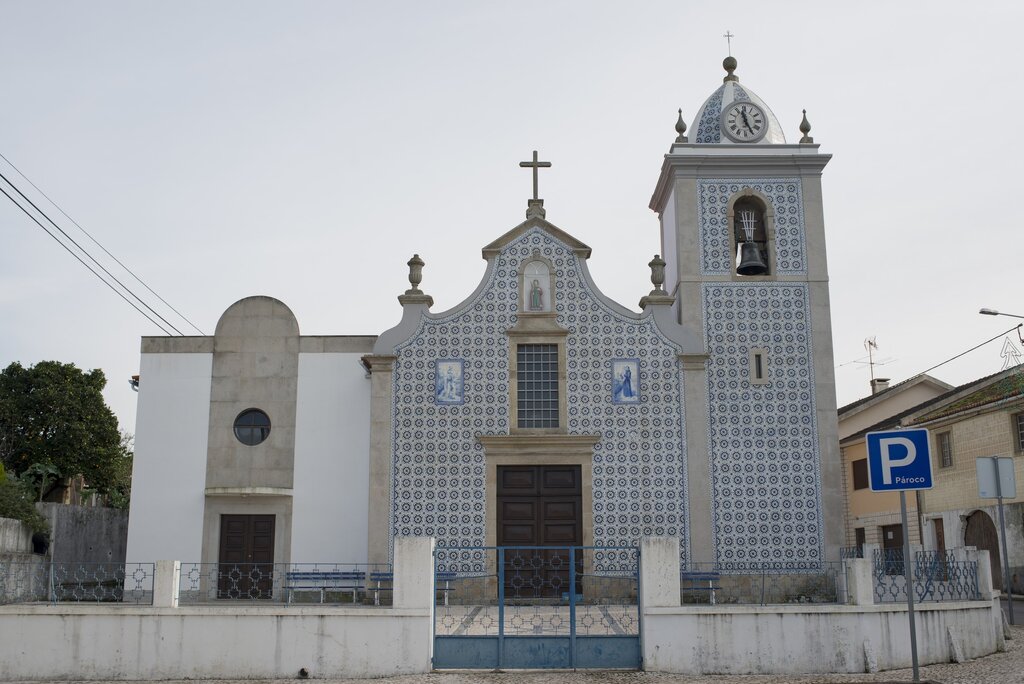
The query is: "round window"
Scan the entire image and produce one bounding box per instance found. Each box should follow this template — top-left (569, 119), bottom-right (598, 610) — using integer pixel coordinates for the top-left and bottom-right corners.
top-left (233, 408), bottom-right (271, 446)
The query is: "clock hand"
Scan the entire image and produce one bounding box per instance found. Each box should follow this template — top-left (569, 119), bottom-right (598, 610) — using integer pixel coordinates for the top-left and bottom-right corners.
top-left (739, 107), bottom-right (754, 133)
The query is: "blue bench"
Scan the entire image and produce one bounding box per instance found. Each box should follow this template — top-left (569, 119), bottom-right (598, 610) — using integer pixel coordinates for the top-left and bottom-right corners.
top-left (285, 570), bottom-right (365, 604)
top-left (367, 571), bottom-right (458, 606)
top-left (681, 571), bottom-right (722, 605)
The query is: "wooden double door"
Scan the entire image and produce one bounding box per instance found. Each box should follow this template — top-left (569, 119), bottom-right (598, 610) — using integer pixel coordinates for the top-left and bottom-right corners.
top-left (497, 465), bottom-right (582, 598)
top-left (218, 514), bottom-right (275, 599)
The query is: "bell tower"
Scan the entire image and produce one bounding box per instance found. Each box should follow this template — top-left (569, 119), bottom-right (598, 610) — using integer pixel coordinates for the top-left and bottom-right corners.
top-left (650, 56), bottom-right (842, 567)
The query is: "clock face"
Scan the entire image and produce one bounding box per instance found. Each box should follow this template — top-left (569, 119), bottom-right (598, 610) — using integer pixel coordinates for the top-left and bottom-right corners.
top-left (721, 101), bottom-right (768, 143)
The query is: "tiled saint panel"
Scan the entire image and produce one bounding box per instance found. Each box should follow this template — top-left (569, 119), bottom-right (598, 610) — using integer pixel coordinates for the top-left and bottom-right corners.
top-left (702, 283), bottom-right (823, 568)
top-left (698, 178), bottom-right (806, 275)
top-left (392, 228), bottom-right (688, 571)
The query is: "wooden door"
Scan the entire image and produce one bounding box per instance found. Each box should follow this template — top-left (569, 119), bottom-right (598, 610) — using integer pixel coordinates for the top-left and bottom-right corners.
top-left (218, 514), bottom-right (275, 599)
top-left (965, 510), bottom-right (1002, 590)
top-left (497, 465), bottom-right (582, 598)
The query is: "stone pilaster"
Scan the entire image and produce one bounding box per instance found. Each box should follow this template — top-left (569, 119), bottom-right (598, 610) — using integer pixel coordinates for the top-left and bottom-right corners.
top-left (362, 354), bottom-right (398, 565)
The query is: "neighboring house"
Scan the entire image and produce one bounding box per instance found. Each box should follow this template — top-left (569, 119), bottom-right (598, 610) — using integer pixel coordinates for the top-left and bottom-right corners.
top-left (904, 366), bottom-right (1024, 594)
top-left (838, 374), bottom-right (953, 441)
top-left (839, 366), bottom-right (1024, 593)
top-left (838, 375), bottom-right (952, 552)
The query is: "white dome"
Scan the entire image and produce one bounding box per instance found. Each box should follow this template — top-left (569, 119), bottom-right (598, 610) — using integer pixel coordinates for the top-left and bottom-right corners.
top-left (691, 71), bottom-right (787, 145)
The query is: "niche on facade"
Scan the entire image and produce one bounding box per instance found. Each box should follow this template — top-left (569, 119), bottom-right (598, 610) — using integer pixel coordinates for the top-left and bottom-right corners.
top-left (521, 254), bottom-right (554, 313)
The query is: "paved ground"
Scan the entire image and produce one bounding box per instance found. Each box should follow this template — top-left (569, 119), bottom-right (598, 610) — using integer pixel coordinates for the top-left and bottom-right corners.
top-left (10, 625), bottom-right (1021, 684)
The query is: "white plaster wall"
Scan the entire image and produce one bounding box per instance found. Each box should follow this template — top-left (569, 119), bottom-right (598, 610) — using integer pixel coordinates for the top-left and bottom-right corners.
top-left (291, 353), bottom-right (371, 563)
top-left (126, 353), bottom-right (212, 563)
top-left (0, 606), bottom-right (430, 681)
top-left (642, 602), bottom-right (1001, 674)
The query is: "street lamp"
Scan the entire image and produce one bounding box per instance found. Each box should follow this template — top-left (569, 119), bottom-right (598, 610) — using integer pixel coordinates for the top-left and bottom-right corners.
top-left (979, 308), bottom-right (1024, 319)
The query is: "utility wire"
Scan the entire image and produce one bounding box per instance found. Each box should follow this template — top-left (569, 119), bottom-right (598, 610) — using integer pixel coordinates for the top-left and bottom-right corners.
top-left (0, 183), bottom-right (174, 335)
top-left (0, 169), bottom-right (184, 335)
top-left (0, 152), bottom-right (205, 335)
top-left (912, 324), bottom-right (1023, 377)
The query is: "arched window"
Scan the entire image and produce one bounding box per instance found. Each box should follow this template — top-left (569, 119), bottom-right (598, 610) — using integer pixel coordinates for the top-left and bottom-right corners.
top-left (733, 196), bottom-right (770, 276)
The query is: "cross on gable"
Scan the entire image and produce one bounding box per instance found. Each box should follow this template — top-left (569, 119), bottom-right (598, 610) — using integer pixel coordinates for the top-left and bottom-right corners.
top-left (519, 150), bottom-right (552, 201)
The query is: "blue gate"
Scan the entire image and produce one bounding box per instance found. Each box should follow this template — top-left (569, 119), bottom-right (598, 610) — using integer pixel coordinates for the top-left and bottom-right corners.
top-left (433, 546), bottom-right (640, 670)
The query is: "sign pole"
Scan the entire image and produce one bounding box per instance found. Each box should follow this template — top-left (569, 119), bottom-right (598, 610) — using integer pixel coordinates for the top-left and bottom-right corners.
top-left (900, 490), bottom-right (920, 683)
top-left (993, 461), bottom-right (1015, 625)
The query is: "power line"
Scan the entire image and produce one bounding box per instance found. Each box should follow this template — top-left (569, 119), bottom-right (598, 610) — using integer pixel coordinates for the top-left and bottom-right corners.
top-left (0, 152), bottom-right (205, 335)
top-left (912, 324), bottom-right (1023, 377)
top-left (0, 169), bottom-right (185, 335)
top-left (0, 183), bottom-right (174, 335)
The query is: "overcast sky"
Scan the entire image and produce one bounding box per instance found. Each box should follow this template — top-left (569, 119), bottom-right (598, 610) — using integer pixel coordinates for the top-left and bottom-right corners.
top-left (2, 1), bottom-right (1022, 434)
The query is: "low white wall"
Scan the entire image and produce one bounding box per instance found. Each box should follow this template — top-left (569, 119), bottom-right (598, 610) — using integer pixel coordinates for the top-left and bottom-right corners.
top-left (642, 601), bottom-right (1001, 675)
top-left (0, 605), bottom-right (430, 680)
top-left (0, 537), bottom-right (435, 681)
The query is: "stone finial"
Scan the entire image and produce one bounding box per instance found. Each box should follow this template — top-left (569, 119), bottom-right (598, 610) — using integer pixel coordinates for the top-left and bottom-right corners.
top-left (649, 254), bottom-right (667, 293)
top-left (406, 253), bottom-right (425, 294)
top-left (674, 109), bottom-right (688, 143)
top-left (799, 109), bottom-right (814, 143)
top-left (723, 55), bottom-right (739, 82)
top-left (639, 253), bottom-right (674, 310)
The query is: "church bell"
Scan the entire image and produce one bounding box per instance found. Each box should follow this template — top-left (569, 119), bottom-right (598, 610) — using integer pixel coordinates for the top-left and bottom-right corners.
top-left (736, 241), bottom-right (769, 275)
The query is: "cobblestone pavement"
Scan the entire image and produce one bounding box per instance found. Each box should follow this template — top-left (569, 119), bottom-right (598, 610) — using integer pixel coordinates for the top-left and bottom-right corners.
top-left (11, 625), bottom-right (1021, 684)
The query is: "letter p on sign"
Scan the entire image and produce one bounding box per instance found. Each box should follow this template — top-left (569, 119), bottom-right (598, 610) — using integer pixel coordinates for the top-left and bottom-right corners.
top-left (866, 428), bottom-right (933, 492)
top-left (879, 437), bottom-right (916, 485)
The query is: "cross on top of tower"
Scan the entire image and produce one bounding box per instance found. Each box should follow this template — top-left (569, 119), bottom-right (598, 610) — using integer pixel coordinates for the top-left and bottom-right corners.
top-left (519, 150), bottom-right (552, 219)
top-left (723, 30), bottom-right (734, 56)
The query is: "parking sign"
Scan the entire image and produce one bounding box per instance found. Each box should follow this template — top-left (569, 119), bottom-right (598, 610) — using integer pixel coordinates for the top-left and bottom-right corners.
top-left (866, 428), bottom-right (933, 491)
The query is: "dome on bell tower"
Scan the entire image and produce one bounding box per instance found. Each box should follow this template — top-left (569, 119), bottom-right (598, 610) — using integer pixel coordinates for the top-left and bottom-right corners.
top-left (691, 56), bottom-right (787, 145)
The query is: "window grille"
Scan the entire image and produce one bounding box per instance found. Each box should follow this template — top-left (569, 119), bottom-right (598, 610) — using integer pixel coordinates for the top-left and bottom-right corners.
top-left (1015, 413), bottom-right (1024, 452)
top-left (517, 344), bottom-right (559, 428)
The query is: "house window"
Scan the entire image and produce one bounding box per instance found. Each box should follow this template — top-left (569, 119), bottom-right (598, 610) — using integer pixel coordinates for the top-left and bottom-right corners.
top-left (516, 344), bottom-right (559, 428)
top-left (233, 408), bottom-right (271, 446)
top-left (1014, 413), bottom-right (1024, 453)
top-left (937, 431), bottom-right (953, 468)
top-left (852, 458), bottom-right (869, 490)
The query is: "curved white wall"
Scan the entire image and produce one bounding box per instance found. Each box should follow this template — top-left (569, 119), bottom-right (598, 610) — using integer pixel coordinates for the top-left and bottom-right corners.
top-left (291, 353), bottom-right (371, 563)
top-left (126, 353), bottom-right (212, 563)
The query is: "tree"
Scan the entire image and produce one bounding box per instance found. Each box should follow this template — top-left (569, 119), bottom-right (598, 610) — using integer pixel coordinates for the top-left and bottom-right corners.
top-left (0, 361), bottom-right (131, 506)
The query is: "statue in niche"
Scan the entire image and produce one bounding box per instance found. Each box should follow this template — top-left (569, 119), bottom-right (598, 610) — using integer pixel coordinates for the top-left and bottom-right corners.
top-left (529, 279), bottom-right (544, 311)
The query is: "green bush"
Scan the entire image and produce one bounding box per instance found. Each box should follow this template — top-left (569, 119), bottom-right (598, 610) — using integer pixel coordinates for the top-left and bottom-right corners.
top-left (0, 479), bottom-right (49, 536)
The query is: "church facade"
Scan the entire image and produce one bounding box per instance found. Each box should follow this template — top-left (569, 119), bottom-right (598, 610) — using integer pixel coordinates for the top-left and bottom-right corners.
top-left (126, 58), bottom-right (843, 571)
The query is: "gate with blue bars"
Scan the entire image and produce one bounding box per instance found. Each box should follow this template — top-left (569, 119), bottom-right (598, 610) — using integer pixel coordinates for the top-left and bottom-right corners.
top-left (432, 546), bottom-right (641, 670)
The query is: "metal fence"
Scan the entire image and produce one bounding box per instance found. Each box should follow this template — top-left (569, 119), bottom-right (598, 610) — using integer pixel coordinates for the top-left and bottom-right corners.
top-left (680, 562), bottom-right (846, 606)
top-left (872, 549), bottom-right (979, 603)
top-left (177, 562), bottom-right (392, 604)
top-left (433, 546), bottom-right (640, 638)
top-left (839, 545), bottom-right (864, 559)
top-left (0, 562), bottom-right (155, 605)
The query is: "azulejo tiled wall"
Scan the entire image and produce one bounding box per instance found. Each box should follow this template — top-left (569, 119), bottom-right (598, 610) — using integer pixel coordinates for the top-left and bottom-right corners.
top-left (698, 178), bottom-right (806, 275)
top-left (694, 85), bottom-right (725, 144)
top-left (391, 228), bottom-right (688, 571)
top-left (702, 282), bottom-right (823, 568)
